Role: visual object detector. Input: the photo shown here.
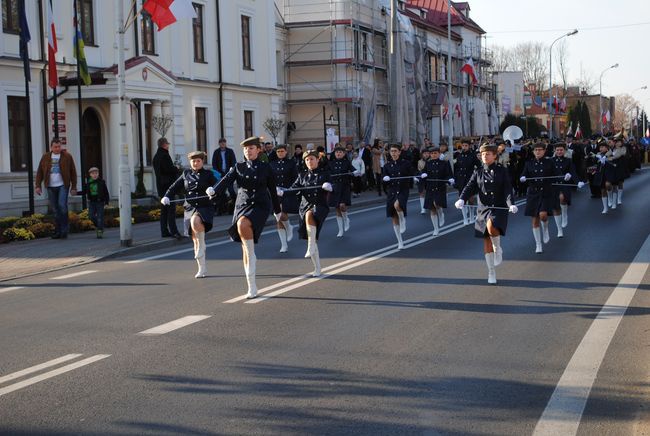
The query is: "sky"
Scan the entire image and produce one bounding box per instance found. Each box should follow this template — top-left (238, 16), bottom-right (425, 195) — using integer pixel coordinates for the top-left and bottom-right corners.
top-left (469, 0), bottom-right (650, 108)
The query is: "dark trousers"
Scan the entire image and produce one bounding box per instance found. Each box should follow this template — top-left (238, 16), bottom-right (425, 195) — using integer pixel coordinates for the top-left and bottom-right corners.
top-left (365, 166), bottom-right (375, 188)
top-left (47, 186), bottom-right (69, 235)
top-left (352, 176), bottom-right (364, 194)
top-left (374, 173), bottom-right (383, 194)
top-left (88, 201), bottom-right (105, 230)
top-left (160, 202), bottom-right (179, 236)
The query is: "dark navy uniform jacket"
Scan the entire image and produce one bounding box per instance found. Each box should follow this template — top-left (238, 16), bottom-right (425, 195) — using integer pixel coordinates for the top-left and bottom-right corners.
top-left (382, 158), bottom-right (413, 192)
top-left (270, 158), bottom-right (298, 188)
top-left (215, 160), bottom-right (281, 214)
top-left (454, 151), bottom-right (481, 190)
top-left (166, 168), bottom-right (217, 211)
top-left (460, 162), bottom-right (513, 207)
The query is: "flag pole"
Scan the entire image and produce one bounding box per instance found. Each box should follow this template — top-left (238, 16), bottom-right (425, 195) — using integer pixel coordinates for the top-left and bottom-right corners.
top-left (73, 1), bottom-right (87, 209)
top-left (50, 0), bottom-right (58, 146)
top-left (447, 0), bottom-right (453, 152)
top-left (19, 0), bottom-right (35, 215)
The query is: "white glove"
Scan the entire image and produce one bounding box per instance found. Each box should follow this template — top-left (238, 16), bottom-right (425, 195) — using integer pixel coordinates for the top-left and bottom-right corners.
top-left (206, 186), bottom-right (216, 197)
top-left (519, 176), bottom-right (526, 183)
top-left (322, 182), bottom-right (333, 192)
top-left (564, 173), bottom-right (571, 181)
top-left (382, 176), bottom-right (390, 182)
top-left (577, 181), bottom-right (585, 189)
top-left (276, 187), bottom-right (284, 197)
top-left (161, 197), bottom-right (170, 206)
top-left (440, 153), bottom-right (445, 160)
top-left (448, 178), bottom-right (455, 185)
top-left (508, 205), bottom-right (518, 214)
top-left (413, 177), bottom-right (419, 183)
top-left (273, 212), bottom-right (282, 222)
top-left (455, 199), bottom-right (465, 209)
top-left (599, 156), bottom-right (607, 164)
top-left (353, 171), bottom-right (361, 177)
top-left (420, 173), bottom-right (428, 179)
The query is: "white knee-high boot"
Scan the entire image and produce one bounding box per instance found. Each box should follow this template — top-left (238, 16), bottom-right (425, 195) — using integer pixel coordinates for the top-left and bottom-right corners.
top-left (540, 220), bottom-right (550, 243)
top-left (533, 227), bottom-right (543, 253)
top-left (307, 225), bottom-right (321, 277)
top-left (243, 240), bottom-right (257, 299)
top-left (342, 211), bottom-right (350, 231)
top-left (419, 197), bottom-right (425, 214)
top-left (560, 204), bottom-right (568, 228)
top-left (601, 196), bottom-right (608, 214)
top-left (336, 216), bottom-right (344, 237)
top-left (461, 206), bottom-right (469, 225)
top-left (393, 225), bottom-right (404, 249)
top-left (277, 227), bottom-right (288, 253)
top-left (485, 252), bottom-right (497, 285)
top-left (607, 190), bottom-right (613, 207)
top-left (284, 219), bottom-right (294, 242)
top-left (553, 215), bottom-right (563, 238)
top-left (397, 211), bottom-right (406, 234)
top-left (617, 189), bottom-right (623, 204)
top-left (611, 191), bottom-right (617, 209)
top-left (194, 232), bottom-right (206, 278)
top-left (490, 235), bottom-right (502, 266)
top-left (430, 213), bottom-right (439, 236)
top-left (438, 207), bottom-right (445, 227)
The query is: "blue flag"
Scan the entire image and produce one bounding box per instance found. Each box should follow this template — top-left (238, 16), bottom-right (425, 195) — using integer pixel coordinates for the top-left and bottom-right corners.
top-left (18, 0), bottom-right (31, 81)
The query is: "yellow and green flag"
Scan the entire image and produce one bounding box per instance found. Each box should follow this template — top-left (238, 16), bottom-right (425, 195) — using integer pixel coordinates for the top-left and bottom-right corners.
top-left (73, 18), bottom-right (91, 85)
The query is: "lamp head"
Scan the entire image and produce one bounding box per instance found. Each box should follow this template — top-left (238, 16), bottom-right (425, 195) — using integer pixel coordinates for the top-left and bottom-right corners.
top-left (612, 63), bottom-right (619, 69)
top-left (568, 29), bottom-right (578, 36)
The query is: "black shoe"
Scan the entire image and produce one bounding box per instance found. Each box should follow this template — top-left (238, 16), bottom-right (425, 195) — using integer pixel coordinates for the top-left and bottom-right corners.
top-left (172, 233), bottom-right (183, 240)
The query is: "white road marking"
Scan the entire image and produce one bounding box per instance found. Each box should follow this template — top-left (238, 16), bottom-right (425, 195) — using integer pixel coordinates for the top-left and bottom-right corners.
top-left (533, 234), bottom-right (650, 436)
top-left (0, 286), bottom-right (24, 294)
top-left (0, 354), bottom-right (110, 397)
top-left (0, 354), bottom-right (83, 385)
top-left (50, 270), bottom-right (97, 280)
top-left (137, 315), bottom-right (211, 335)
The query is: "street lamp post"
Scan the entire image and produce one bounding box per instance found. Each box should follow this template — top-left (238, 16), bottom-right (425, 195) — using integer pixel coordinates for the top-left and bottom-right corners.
top-left (599, 63), bottom-right (619, 135)
top-left (631, 86), bottom-right (647, 137)
top-left (548, 29), bottom-right (577, 139)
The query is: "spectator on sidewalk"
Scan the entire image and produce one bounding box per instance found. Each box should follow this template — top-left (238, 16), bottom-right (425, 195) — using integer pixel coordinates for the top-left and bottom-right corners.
top-left (78, 167), bottom-right (110, 238)
top-left (211, 138), bottom-right (237, 201)
top-left (35, 138), bottom-right (78, 239)
top-left (152, 137), bottom-right (182, 239)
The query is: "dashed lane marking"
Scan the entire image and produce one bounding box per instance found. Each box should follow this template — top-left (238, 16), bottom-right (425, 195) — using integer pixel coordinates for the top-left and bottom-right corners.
top-left (0, 286), bottom-right (24, 294)
top-left (0, 354), bottom-right (82, 385)
top-left (50, 270), bottom-right (98, 280)
top-left (137, 315), bottom-right (212, 335)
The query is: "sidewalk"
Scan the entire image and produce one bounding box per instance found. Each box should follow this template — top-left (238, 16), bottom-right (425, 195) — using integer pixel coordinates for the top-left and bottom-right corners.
top-left (0, 189), bottom-right (390, 282)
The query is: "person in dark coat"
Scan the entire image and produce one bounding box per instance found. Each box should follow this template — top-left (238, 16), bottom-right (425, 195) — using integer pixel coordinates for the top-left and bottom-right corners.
top-left (454, 139), bottom-right (481, 224)
top-left (270, 144), bottom-right (299, 252)
top-left (207, 136), bottom-right (282, 299)
top-left (456, 143), bottom-right (518, 285)
top-left (593, 141), bottom-right (615, 214)
top-left (519, 143), bottom-right (562, 253)
top-left (328, 146), bottom-right (356, 237)
top-left (382, 144), bottom-right (414, 249)
top-left (421, 146), bottom-right (454, 236)
top-left (162, 151), bottom-right (217, 279)
top-left (211, 138), bottom-right (237, 201)
top-left (584, 139), bottom-right (601, 198)
top-left (611, 138), bottom-right (627, 206)
top-left (550, 143), bottom-right (583, 238)
top-left (152, 137), bottom-right (181, 239)
top-left (279, 150), bottom-right (332, 277)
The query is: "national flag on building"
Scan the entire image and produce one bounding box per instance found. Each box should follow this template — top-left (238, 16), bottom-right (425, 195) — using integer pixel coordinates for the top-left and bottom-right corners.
top-left (560, 97), bottom-right (567, 113)
top-left (47, 0), bottom-right (58, 89)
top-left (566, 122), bottom-right (573, 137)
top-left (606, 110), bottom-right (611, 123)
top-left (575, 122), bottom-right (582, 139)
top-left (602, 111), bottom-right (608, 126)
top-left (143, 0), bottom-right (197, 31)
top-left (73, 16), bottom-right (91, 85)
top-left (460, 57), bottom-right (478, 85)
top-left (18, 0), bottom-right (31, 82)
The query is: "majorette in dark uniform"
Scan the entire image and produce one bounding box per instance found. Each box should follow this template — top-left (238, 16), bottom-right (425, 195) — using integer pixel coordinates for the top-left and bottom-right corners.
top-left (456, 143), bottom-right (518, 285)
top-left (592, 140), bottom-right (615, 214)
top-left (550, 142), bottom-right (583, 238)
top-left (417, 148), bottom-right (431, 214)
top-left (279, 150), bottom-right (332, 277)
top-left (270, 144), bottom-right (298, 253)
top-left (421, 146), bottom-right (454, 236)
top-left (454, 139), bottom-right (481, 225)
top-left (207, 136), bottom-right (281, 299)
top-left (162, 151), bottom-right (217, 279)
top-left (611, 139), bottom-right (627, 207)
top-left (328, 146), bottom-right (356, 237)
top-left (519, 142), bottom-right (561, 253)
top-left (382, 143), bottom-right (414, 249)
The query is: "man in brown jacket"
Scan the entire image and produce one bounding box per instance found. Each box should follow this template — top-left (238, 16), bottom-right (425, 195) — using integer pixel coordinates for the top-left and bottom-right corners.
top-left (35, 138), bottom-right (78, 238)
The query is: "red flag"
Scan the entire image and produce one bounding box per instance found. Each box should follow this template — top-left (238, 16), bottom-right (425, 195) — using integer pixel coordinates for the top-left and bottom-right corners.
top-left (602, 111), bottom-right (607, 126)
top-left (47, 1), bottom-right (57, 88)
top-left (460, 58), bottom-right (478, 85)
top-left (143, 0), bottom-right (197, 31)
top-left (455, 103), bottom-right (462, 118)
top-left (575, 122), bottom-right (582, 139)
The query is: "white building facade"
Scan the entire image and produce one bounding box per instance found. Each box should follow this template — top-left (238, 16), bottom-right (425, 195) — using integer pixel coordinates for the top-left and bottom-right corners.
top-left (0, 0), bottom-right (281, 216)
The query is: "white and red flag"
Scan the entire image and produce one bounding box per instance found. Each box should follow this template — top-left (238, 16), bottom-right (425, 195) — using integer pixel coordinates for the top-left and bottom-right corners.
top-left (47, 0), bottom-right (58, 88)
top-left (575, 122), bottom-right (582, 139)
top-left (460, 58), bottom-right (478, 85)
top-left (143, 0), bottom-right (197, 31)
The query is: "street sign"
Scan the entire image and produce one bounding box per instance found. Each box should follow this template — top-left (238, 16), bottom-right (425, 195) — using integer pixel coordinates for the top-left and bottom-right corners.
top-left (524, 91), bottom-right (532, 109)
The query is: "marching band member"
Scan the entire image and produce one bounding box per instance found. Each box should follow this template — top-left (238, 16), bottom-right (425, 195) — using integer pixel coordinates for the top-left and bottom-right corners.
top-left (593, 140), bottom-right (615, 214)
top-left (161, 151), bottom-right (217, 279)
top-left (519, 143), bottom-right (560, 253)
top-left (328, 146), bottom-right (356, 237)
top-left (422, 146), bottom-right (454, 236)
top-left (551, 143), bottom-right (583, 237)
top-left (207, 137), bottom-right (281, 299)
top-left (270, 145), bottom-right (298, 252)
top-left (417, 147), bottom-right (431, 214)
top-left (455, 143), bottom-right (518, 285)
top-left (454, 139), bottom-right (481, 224)
top-left (382, 144), bottom-right (414, 249)
top-left (611, 138), bottom-right (627, 206)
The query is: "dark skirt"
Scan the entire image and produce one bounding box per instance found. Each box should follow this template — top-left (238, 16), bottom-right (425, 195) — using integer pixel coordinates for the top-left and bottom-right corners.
top-left (184, 206), bottom-right (214, 235)
top-left (417, 179), bottom-right (426, 194)
top-left (385, 187), bottom-right (409, 218)
top-left (298, 203), bottom-right (329, 240)
top-left (280, 191), bottom-right (300, 214)
top-left (228, 202), bottom-right (271, 244)
top-left (524, 189), bottom-right (559, 216)
top-left (556, 185), bottom-right (573, 205)
top-left (423, 187), bottom-right (448, 209)
top-left (474, 206), bottom-right (508, 238)
top-left (328, 183), bottom-right (352, 207)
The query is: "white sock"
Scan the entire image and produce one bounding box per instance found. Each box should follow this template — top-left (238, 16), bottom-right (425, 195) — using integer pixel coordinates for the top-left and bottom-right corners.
top-left (393, 225), bottom-right (404, 248)
top-left (485, 252), bottom-right (496, 284)
top-left (342, 211), bottom-right (350, 231)
top-left (490, 235), bottom-right (502, 266)
top-left (611, 191), bottom-right (617, 208)
top-left (560, 204), bottom-right (568, 228)
top-left (397, 211), bottom-right (406, 233)
top-left (553, 215), bottom-right (563, 237)
top-left (305, 225), bottom-right (317, 257)
top-left (532, 227), bottom-right (542, 252)
top-left (541, 221), bottom-right (550, 243)
top-left (277, 227), bottom-right (288, 252)
top-left (310, 244), bottom-right (321, 277)
top-left (195, 231), bottom-right (205, 259)
top-left (336, 216), bottom-right (344, 237)
top-left (601, 196), bottom-right (608, 213)
top-left (283, 219), bottom-right (294, 242)
top-left (243, 240), bottom-right (257, 298)
top-left (419, 197), bottom-right (425, 211)
top-left (617, 189), bottom-right (623, 204)
top-left (607, 191), bottom-right (613, 207)
top-left (430, 213), bottom-right (439, 235)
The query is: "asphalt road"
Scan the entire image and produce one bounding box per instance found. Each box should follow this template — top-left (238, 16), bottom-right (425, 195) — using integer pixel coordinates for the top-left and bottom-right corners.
top-left (1, 169), bottom-right (649, 435)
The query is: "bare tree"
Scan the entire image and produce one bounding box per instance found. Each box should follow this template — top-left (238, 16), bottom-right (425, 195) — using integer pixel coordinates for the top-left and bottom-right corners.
top-left (489, 42), bottom-right (548, 92)
top-left (555, 40), bottom-right (569, 92)
top-left (572, 63), bottom-right (597, 95)
top-left (486, 45), bottom-right (514, 72)
top-left (613, 93), bottom-right (639, 130)
top-left (263, 117), bottom-right (286, 145)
